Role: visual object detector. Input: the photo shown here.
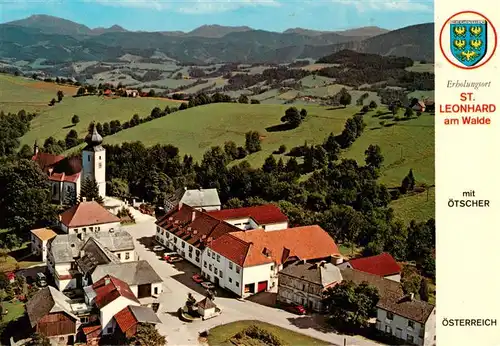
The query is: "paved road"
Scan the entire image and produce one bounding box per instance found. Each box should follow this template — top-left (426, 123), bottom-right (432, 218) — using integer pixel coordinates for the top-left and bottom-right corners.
top-left (122, 221), bottom-right (383, 346)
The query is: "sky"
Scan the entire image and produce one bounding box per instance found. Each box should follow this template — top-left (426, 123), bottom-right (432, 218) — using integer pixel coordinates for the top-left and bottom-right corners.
top-left (0, 0), bottom-right (434, 32)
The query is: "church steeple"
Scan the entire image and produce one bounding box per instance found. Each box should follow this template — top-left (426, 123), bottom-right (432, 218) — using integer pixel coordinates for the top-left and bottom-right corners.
top-left (84, 123), bottom-right (103, 149)
top-left (82, 122), bottom-right (106, 198)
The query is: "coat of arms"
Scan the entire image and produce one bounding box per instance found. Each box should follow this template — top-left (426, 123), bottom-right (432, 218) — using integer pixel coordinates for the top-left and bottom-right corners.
top-left (450, 20), bottom-right (488, 67)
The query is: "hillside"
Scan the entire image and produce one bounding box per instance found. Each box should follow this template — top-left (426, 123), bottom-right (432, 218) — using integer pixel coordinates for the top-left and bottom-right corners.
top-left (0, 15), bottom-right (434, 64)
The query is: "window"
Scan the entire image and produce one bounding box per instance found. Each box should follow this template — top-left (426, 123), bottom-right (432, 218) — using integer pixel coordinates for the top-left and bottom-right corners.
top-left (385, 326), bottom-right (392, 334)
top-left (125, 252), bottom-right (130, 260)
top-left (181, 242), bottom-right (185, 248)
top-left (219, 271), bottom-right (223, 278)
top-left (188, 252), bottom-right (192, 258)
top-left (80, 316), bottom-right (89, 323)
top-left (99, 156), bottom-right (101, 160)
top-left (236, 281), bottom-right (239, 287)
top-left (214, 268), bottom-right (218, 275)
top-left (209, 264), bottom-right (212, 271)
top-left (204, 261), bottom-right (207, 268)
top-left (229, 262), bottom-right (233, 270)
top-left (156, 226), bottom-right (160, 233)
top-left (408, 321), bottom-right (415, 329)
top-left (107, 327), bottom-right (113, 334)
top-left (67, 186), bottom-right (71, 192)
top-left (82, 228), bottom-right (86, 232)
top-left (89, 227), bottom-right (93, 232)
top-left (189, 246), bottom-right (193, 252)
top-left (174, 238), bottom-right (178, 244)
top-left (154, 287), bottom-right (158, 295)
top-left (302, 284), bottom-right (306, 290)
top-left (98, 162), bottom-right (102, 169)
top-left (236, 266), bottom-right (240, 274)
top-left (117, 253), bottom-right (121, 259)
top-left (88, 155), bottom-right (91, 162)
top-left (52, 185), bottom-right (57, 195)
top-left (212, 252), bottom-right (215, 259)
top-left (216, 254), bottom-right (220, 262)
top-left (386, 312), bottom-right (394, 320)
top-left (406, 335), bottom-right (414, 343)
top-left (270, 265), bottom-right (274, 271)
top-left (229, 277), bottom-right (233, 283)
top-left (196, 250), bottom-right (200, 256)
top-left (207, 250), bottom-right (211, 257)
top-left (74, 229), bottom-right (79, 233)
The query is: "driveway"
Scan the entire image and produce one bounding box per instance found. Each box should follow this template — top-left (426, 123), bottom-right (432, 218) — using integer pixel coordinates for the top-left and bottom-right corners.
top-left (122, 221), bottom-right (383, 346)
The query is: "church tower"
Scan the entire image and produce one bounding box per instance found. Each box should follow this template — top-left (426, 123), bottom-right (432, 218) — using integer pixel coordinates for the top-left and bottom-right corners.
top-left (82, 125), bottom-right (106, 198)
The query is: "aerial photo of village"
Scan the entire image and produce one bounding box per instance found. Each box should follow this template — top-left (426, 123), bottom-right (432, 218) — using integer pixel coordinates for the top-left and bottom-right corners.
top-left (0, 0), bottom-right (436, 345)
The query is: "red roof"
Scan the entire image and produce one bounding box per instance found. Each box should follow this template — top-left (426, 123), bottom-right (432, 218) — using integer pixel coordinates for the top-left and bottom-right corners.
top-left (33, 152), bottom-right (82, 183)
top-left (114, 306), bottom-right (137, 333)
top-left (348, 253), bottom-right (401, 277)
top-left (207, 204), bottom-right (288, 225)
top-left (60, 201), bottom-right (120, 227)
top-left (209, 225), bottom-right (340, 267)
top-left (32, 152), bottom-right (65, 171)
top-left (83, 324), bottom-right (102, 335)
top-left (92, 275), bottom-right (139, 308)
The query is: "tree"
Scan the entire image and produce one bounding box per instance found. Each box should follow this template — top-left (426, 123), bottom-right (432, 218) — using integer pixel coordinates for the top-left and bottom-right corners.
top-left (404, 107), bottom-right (414, 118)
top-left (185, 293), bottom-right (196, 315)
top-left (102, 122), bottom-right (111, 136)
top-left (250, 99), bottom-right (260, 104)
top-left (389, 102), bottom-right (399, 116)
top-left (179, 102), bottom-right (188, 110)
top-left (79, 177), bottom-right (104, 204)
top-left (400, 169), bottom-right (416, 194)
top-left (369, 100), bottom-right (378, 109)
top-left (57, 90), bottom-right (64, 102)
top-left (238, 94), bottom-right (249, 104)
top-left (76, 86), bottom-right (86, 96)
top-left (300, 108), bottom-right (308, 119)
top-left (107, 178), bottom-right (129, 199)
top-left (63, 187), bottom-right (77, 207)
top-left (401, 267), bottom-right (421, 295)
top-left (128, 323), bottom-right (166, 346)
top-left (281, 107), bottom-right (302, 128)
top-left (262, 155), bottom-right (277, 173)
top-left (71, 114), bottom-right (80, 125)
top-left (65, 129), bottom-right (80, 149)
top-left (224, 141), bottom-right (239, 161)
top-left (338, 88), bottom-right (352, 107)
top-left (245, 131), bottom-right (261, 153)
top-left (49, 98), bottom-right (56, 106)
top-left (277, 144), bottom-right (287, 154)
top-left (323, 281), bottom-right (380, 331)
top-left (28, 332), bottom-right (51, 346)
top-left (419, 278), bottom-right (430, 302)
top-left (364, 144), bottom-right (384, 169)
top-left (322, 133), bottom-right (340, 161)
top-left (96, 122), bottom-right (103, 135)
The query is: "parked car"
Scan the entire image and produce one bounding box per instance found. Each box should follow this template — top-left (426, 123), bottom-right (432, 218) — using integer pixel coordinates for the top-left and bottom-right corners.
top-left (163, 251), bottom-right (177, 260)
top-left (192, 274), bottom-right (204, 284)
top-left (36, 272), bottom-right (47, 288)
top-left (285, 304), bottom-right (306, 315)
top-left (201, 282), bottom-right (215, 290)
top-left (152, 245), bottom-right (164, 252)
top-left (166, 255), bottom-right (183, 263)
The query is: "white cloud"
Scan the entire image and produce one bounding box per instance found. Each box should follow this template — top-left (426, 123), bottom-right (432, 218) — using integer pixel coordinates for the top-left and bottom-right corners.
top-left (337, 0), bottom-right (432, 12)
top-left (85, 0), bottom-right (281, 13)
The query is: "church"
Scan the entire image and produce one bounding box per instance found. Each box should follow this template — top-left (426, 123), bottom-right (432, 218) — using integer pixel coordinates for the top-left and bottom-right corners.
top-left (32, 126), bottom-right (107, 204)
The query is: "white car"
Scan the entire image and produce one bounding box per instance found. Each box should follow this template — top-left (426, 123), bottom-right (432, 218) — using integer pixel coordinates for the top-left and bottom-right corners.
top-left (152, 245), bottom-right (164, 252)
top-left (201, 282), bottom-right (215, 290)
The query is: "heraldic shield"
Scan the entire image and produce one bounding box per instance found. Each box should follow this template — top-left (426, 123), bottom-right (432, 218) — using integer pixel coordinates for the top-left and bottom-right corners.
top-left (450, 20), bottom-right (488, 67)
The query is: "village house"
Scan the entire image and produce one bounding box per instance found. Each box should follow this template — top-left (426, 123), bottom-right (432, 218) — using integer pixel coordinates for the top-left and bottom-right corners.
top-left (196, 297), bottom-right (220, 320)
top-left (204, 225), bottom-right (341, 298)
top-left (32, 126), bottom-right (107, 204)
top-left (47, 230), bottom-right (135, 291)
top-left (164, 187), bottom-right (221, 212)
top-left (58, 201), bottom-right (121, 235)
top-left (91, 260), bottom-right (163, 299)
top-left (338, 252), bottom-right (402, 282)
top-left (376, 291), bottom-right (436, 346)
top-left (30, 227), bottom-right (57, 261)
top-left (26, 286), bottom-right (81, 344)
top-left (84, 275), bottom-right (141, 336)
top-left (412, 100), bottom-right (426, 112)
top-left (277, 259), bottom-right (343, 312)
top-left (206, 204), bottom-right (289, 231)
top-left (114, 305), bottom-right (162, 339)
top-left (125, 89), bottom-right (139, 97)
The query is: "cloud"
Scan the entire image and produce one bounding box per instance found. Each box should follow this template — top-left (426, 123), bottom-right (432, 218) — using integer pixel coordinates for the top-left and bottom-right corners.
top-left (85, 0), bottom-right (281, 13)
top-left (337, 0), bottom-right (433, 12)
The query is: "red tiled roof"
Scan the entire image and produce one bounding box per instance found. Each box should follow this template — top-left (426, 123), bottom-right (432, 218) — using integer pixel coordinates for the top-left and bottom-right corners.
top-left (60, 201), bottom-right (120, 227)
top-left (32, 152), bottom-right (65, 172)
top-left (207, 204), bottom-right (288, 225)
top-left (210, 225), bottom-right (340, 267)
top-left (83, 324), bottom-right (102, 335)
top-left (33, 152), bottom-right (82, 183)
top-left (348, 252), bottom-right (401, 277)
top-left (92, 275), bottom-right (139, 308)
top-left (114, 306), bottom-right (137, 333)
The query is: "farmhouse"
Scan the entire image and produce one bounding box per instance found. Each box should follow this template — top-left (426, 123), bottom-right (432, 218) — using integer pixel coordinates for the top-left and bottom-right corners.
top-left (91, 260), bottom-right (163, 298)
top-left (114, 305), bottom-right (162, 338)
top-left (338, 252), bottom-right (402, 282)
top-left (204, 226), bottom-right (341, 297)
top-left (206, 204), bottom-right (289, 231)
top-left (277, 260), bottom-right (343, 312)
top-left (59, 201), bottom-right (121, 234)
top-left (125, 89), bottom-right (139, 97)
top-left (164, 187), bottom-right (221, 212)
top-left (47, 230), bottom-right (135, 291)
top-left (26, 286), bottom-right (81, 343)
top-left (376, 291), bottom-right (436, 346)
top-left (30, 227), bottom-right (57, 261)
top-left (32, 126), bottom-right (107, 204)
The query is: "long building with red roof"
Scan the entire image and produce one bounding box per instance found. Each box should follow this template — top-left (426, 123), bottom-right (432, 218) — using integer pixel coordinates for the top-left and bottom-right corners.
top-left (339, 252), bottom-right (402, 282)
top-left (156, 202), bottom-right (341, 298)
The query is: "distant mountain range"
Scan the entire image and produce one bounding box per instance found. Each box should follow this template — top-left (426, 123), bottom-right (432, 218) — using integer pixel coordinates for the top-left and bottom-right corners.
top-left (0, 15), bottom-right (434, 64)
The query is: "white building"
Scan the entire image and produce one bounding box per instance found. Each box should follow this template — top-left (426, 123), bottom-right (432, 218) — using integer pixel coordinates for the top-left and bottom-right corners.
top-left (376, 291), bottom-right (436, 346)
top-left (59, 201), bottom-right (121, 235)
top-left (47, 230), bottom-right (135, 291)
top-left (206, 204), bottom-right (289, 231)
top-left (338, 252), bottom-right (402, 282)
top-left (85, 275), bottom-right (140, 335)
top-left (91, 261), bottom-right (163, 299)
top-left (30, 228), bottom-right (57, 261)
top-left (204, 225), bottom-right (341, 298)
top-left (164, 187), bottom-right (221, 212)
top-left (32, 125), bottom-right (107, 204)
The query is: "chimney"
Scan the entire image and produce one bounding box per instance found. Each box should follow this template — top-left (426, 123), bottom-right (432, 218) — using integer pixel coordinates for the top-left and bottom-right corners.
top-left (193, 230), bottom-right (198, 235)
top-left (48, 168), bottom-right (53, 176)
top-left (302, 259), bottom-right (307, 264)
top-left (331, 254), bottom-right (344, 265)
top-left (82, 197), bottom-right (87, 202)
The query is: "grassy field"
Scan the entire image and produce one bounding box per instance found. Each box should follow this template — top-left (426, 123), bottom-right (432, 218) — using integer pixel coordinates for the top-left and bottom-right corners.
top-left (206, 320), bottom-right (330, 346)
top-left (1, 301), bottom-right (25, 323)
top-left (406, 63), bottom-right (435, 73)
top-left (18, 95), bottom-right (181, 148)
top-left (299, 75), bottom-right (336, 88)
top-left (103, 103), bottom-right (355, 165)
top-left (0, 73), bottom-right (78, 114)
